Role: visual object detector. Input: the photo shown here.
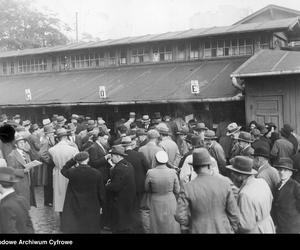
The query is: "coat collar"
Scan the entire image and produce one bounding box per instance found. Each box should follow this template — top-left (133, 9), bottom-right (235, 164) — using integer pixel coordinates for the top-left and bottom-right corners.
top-left (13, 149), bottom-right (27, 166)
top-left (0, 191), bottom-right (17, 203)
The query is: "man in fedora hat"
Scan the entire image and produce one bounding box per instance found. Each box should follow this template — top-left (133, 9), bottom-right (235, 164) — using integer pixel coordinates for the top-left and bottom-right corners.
top-left (219, 122), bottom-right (241, 165)
top-left (204, 130), bottom-right (227, 175)
top-left (121, 136), bottom-right (150, 233)
top-left (67, 123), bottom-right (82, 151)
top-left (175, 148), bottom-right (240, 233)
top-left (252, 147), bottom-right (280, 195)
top-left (157, 123), bottom-right (181, 168)
top-left (60, 152), bottom-right (105, 233)
top-left (175, 127), bottom-right (189, 156)
top-left (141, 115), bottom-right (151, 131)
top-left (230, 131), bottom-right (254, 160)
top-left (39, 125), bottom-right (56, 207)
top-left (106, 145), bottom-right (136, 233)
top-left (123, 112), bottom-right (136, 130)
top-left (12, 114), bottom-right (21, 125)
top-left (179, 135), bottom-right (219, 185)
top-left (0, 167), bottom-right (34, 233)
top-left (193, 122), bottom-right (208, 141)
top-left (272, 157), bottom-right (300, 233)
top-left (48, 127), bottom-right (79, 226)
top-left (252, 124), bottom-right (272, 153)
top-left (226, 156), bottom-right (275, 233)
top-left (7, 134), bottom-right (36, 209)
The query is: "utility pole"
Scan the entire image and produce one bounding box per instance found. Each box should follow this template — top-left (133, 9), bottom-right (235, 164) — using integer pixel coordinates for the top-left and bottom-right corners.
top-left (76, 12), bottom-right (79, 43)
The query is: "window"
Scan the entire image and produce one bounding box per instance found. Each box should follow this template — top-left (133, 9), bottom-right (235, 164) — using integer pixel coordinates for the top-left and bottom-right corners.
top-left (259, 35), bottom-right (269, 49)
top-left (131, 47), bottom-right (150, 64)
top-left (176, 42), bottom-right (185, 61)
top-left (190, 40), bottom-right (199, 60)
top-left (10, 62), bottom-right (14, 74)
top-left (119, 49), bottom-right (127, 65)
top-left (108, 50), bottom-right (116, 65)
top-left (2, 62), bottom-right (7, 75)
top-left (16, 58), bottom-right (47, 74)
top-left (204, 38), bottom-right (253, 58)
top-left (152, 45), bottom-right (172, 62)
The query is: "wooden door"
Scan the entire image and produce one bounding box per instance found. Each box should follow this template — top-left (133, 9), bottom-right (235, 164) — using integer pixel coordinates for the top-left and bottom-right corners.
top-left (249, 95), bottom-right (283, 129)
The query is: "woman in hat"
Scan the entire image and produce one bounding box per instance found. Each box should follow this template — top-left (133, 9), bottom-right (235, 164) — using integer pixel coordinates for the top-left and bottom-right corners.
top-left (145, 151), bottom-right (180, 233)
top-left (273, 158), bottom-right (300, 233)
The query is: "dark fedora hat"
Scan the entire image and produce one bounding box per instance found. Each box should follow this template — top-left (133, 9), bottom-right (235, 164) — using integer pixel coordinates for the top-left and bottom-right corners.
top-left (44, 125), bottom-right (55, 134)
top-left (226, 156), bottom-right (257, 175)
top-left (189, 148), bottom-right (211, 167)
top-left (109, 145), bottom-right (128, 157)
top-left (237, 131), bottom-right (253, 143)
top-left (194, 123), bottom-right (208, 132)
top-left (252, 147), bottom-right (270, 159)
top-left (274, 157), bottom-right (297, 172)
top-left (0, 167), bottom-right (19, 184)
top-left (55, 128), bottom-right (70, 138)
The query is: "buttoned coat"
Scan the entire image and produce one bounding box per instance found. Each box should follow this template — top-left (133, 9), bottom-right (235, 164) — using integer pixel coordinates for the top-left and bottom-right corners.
top-left (124, 149), bottom-right (150, 197)
top-left (273, 178), bottom-right (300, 233)
top-left (7, 149), bottom-right (35, 208)
top-left (61, 159), bottom-right (105, 233)
top-left (159, 137), bottom-right (181, 167)
top-left (237, 176), bottom-right (275, 233)
top-left (256, 162), bottom-right (280, 195)
top-left (106, 159), bottom-right (136, 232)
top-left (175, 173), bottom-right (240, 233)
top-left (87, 142), bottom-right (111, 184)
top-left (138, 141), bottom-right (162, 169)
top-left (0, 192), bottom-right (34, 233)
top-left (145, 165), bottom-right (181, 233)
top-left (48, 140), bottom-right (79, 212)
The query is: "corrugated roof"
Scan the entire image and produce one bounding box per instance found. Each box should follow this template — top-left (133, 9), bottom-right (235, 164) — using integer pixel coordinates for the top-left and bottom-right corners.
top-left (0, 17), bottom-right (298, 59)
top-left (0, 58), bottom-right (248, 107)
top-left (231, 50), bottom-right (300, 78)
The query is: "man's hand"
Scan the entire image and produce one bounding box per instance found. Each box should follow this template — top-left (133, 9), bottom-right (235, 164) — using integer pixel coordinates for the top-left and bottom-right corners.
top-left (105, 179), bottom-right (111, 186)
top-left (104, 154), bottom-right (111, 160)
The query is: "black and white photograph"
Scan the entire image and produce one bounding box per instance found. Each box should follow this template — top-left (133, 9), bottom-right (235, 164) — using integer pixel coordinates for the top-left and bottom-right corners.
top-left (0, 0), bottom-right (300, 238)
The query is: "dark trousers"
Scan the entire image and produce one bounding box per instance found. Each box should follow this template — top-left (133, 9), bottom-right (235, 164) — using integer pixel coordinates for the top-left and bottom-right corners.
top-left (44, 164), bottom-right (53, 205)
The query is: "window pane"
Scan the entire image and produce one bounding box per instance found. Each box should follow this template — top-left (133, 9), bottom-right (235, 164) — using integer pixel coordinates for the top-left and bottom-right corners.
top-left (217, 40), bottom-right (224, 47)
top-left (211, 41), bottom-right (217, 48)
top-left (225, 40), bottom-right (230, 47)
top-left (204, 41), bottom-right (210, 48)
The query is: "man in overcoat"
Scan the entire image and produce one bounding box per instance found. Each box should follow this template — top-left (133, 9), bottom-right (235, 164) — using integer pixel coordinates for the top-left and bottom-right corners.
top-left (273, 158), bottom-right (300, 233)
top-left (252, 147), bottom-right (280, 195)
top-left (61, 152), bottom-right (105, 233)
top-left (121, 136), bottom-right (150, 232)
top-left (7, 134), bottom-right (36, 209)
top-left (175, 148), bottom-right (240, 233)
top-left (226, 156), bottom-right (275, 233)
top-left (48, 128), bottom-right (79, 218)
top-left (105, 146), bottom-right (136, 233)
top-left (0, 167), bottom-right (34, 233)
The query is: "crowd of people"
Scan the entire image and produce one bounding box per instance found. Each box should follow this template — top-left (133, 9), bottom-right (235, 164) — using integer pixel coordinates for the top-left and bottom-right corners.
top-left (0, 111), bottom-right (299, 234)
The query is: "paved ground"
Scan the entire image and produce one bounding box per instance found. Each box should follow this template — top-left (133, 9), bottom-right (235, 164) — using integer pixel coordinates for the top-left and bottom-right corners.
top-left (29, 186), bottom-right (111, 234)
top-left (29, 186), bottom-right (61, 234)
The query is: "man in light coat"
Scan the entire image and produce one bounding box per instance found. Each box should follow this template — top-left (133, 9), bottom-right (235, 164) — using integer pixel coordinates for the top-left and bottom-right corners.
top-left (48, 128), bottom-right (78, 220)
top-left (226, 156), bottom-right (275, 233)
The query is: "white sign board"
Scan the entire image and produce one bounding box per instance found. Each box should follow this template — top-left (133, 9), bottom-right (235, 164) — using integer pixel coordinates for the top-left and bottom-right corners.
top-left (25, 89), bottom-right (32, 101)
top-left (191, 80), bottom-right (200, 94)
top-left (99, 86), bottom-right (107, 99)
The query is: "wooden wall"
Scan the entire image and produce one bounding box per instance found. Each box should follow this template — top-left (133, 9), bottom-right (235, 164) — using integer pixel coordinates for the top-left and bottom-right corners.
top-left (245, 75), bottom-right (300, 134)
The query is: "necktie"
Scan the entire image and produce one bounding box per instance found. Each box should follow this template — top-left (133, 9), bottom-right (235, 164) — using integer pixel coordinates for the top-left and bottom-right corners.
top-left (21, 150), bottom-right (28, 164)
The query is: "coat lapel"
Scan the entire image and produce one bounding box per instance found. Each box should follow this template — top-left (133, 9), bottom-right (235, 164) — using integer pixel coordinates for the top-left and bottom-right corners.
top-left (13, 149), bottom-right (27, 167)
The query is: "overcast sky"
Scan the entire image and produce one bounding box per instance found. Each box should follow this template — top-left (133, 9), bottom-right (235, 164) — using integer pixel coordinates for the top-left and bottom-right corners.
top-left (33, 0), bottom-right (300, 41)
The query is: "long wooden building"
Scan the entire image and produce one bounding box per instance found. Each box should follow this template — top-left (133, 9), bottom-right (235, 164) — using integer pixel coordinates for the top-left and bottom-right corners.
top-left (1, 4), bottom-right (300, 128)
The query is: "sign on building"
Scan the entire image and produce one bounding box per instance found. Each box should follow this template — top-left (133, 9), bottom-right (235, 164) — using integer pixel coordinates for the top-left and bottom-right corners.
top-left (25, 89), bottom-right (32, 101)
top-left (191, 80), bottom-right (200, 94)
top-left (99, 86), bottom-right (107, 99)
